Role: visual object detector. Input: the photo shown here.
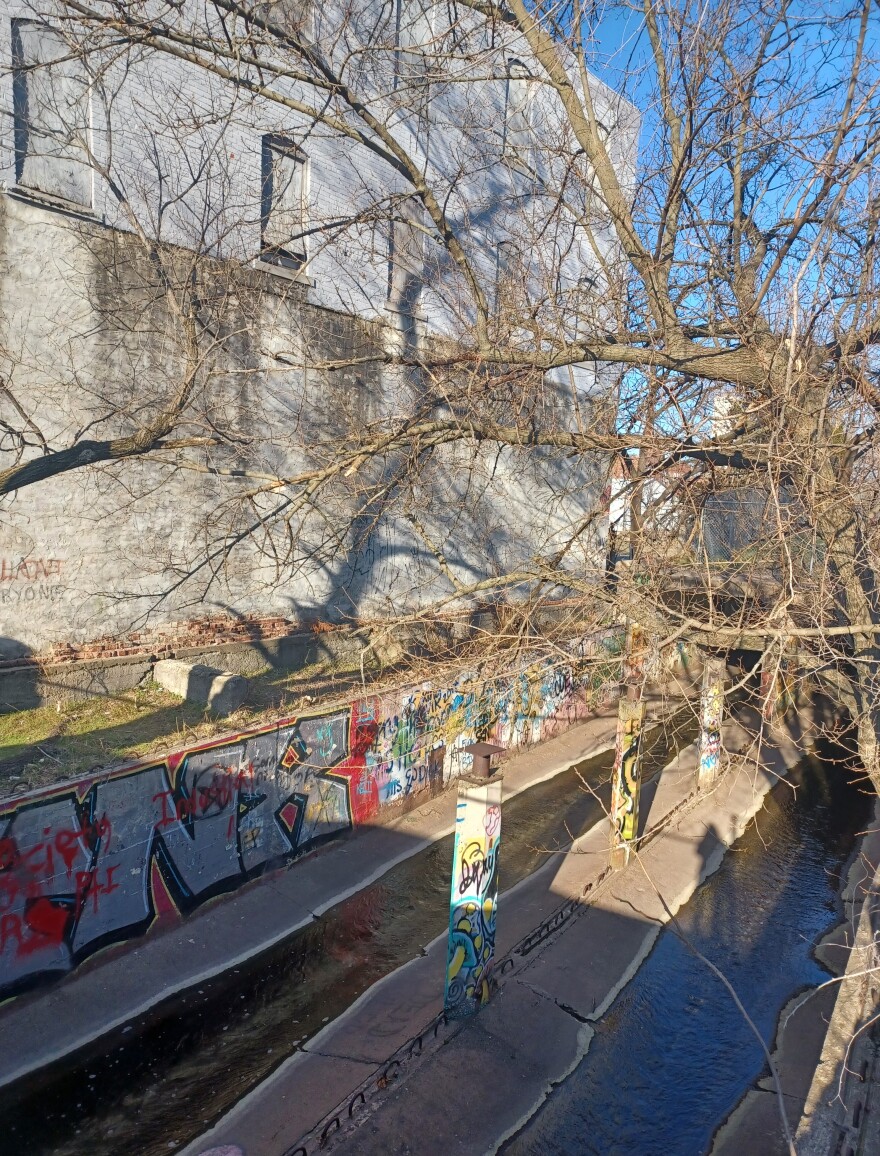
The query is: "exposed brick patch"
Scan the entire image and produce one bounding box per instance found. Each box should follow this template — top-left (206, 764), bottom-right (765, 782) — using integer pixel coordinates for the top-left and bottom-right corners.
top-left (0, 615), bottom-right (298, 670)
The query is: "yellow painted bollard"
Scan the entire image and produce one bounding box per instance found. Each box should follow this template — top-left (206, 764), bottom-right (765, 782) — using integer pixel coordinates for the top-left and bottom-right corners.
top-left (610, 696), bottom-right (645, 868)
top-left (610, 624), bottom-right (648, 868)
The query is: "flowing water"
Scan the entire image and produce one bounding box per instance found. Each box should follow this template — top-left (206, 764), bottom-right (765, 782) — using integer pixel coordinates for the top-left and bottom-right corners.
top-left (0, 711), bottom-right (695, 1156)
top-left (502, 744), bottom-right (872, 1156)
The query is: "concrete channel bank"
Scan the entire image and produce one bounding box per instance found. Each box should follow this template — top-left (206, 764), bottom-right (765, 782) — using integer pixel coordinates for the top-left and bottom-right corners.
top-left (0, 691), bottom-right (685, 1093)
top-left (794, 801), bottom-right (880, 1156)
top-left (184, 705), bottom-right (817, 1156)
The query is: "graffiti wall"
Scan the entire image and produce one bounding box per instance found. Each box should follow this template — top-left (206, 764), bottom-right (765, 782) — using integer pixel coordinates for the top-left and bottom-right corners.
top-left (0, 634), bottom-right (622, 999)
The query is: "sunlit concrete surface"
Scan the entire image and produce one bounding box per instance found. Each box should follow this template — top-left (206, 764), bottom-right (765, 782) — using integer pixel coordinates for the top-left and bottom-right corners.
top-left (184, 708), bottom-right (810, 1156)
top-left (0, 696), bottom-right (680, 1091)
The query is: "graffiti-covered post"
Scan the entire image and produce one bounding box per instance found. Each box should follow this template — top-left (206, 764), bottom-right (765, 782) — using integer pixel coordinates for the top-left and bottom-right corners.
top-left (780, 639), bottom-right (799, 714)
top-left (698, 656), bottom-right (726, 789)
top-left (610, 625), bottom-right (646, 868)
top-left (444, 742), bottom-right (504, 1019)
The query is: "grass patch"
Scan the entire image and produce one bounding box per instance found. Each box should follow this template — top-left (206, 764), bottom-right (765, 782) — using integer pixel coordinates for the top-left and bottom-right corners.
top-left (0, 659), bottom-right (377, 797)
top-left (0, 685), bottom-right (208, 788)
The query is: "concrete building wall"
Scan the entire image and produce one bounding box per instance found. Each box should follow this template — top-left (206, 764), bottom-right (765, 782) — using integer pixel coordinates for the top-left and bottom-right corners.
top-left (0, 0), bottom-right (637, 328)
top-left (0, 1), bottom-right (635, 657)
top-left (0, 192), bottom-right (610, 655)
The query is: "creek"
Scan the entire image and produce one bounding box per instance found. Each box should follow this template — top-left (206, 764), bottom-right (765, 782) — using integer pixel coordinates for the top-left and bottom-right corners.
top-left (0, 711), bottom-right (696, 1156)
top-left (502, 742), bottom-right (871, 1156)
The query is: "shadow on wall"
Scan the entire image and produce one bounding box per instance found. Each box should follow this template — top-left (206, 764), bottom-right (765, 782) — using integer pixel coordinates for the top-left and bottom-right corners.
top-left (0, 640), bottom-right (39, 712)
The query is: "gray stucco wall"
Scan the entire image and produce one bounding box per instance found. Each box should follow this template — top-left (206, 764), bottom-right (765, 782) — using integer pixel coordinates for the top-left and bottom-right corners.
top-left (0, 195), bottom-right (609, 658)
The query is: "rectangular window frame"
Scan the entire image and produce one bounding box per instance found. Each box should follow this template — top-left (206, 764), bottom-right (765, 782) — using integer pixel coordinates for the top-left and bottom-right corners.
top-left (260, 133), bottom-right (309, 273)
top-left (10, 17), bottom-right (93, 211)
top-left (387, 206), bottom-right (425, 317)
top-left (502, 58), bottom-right (535, 171)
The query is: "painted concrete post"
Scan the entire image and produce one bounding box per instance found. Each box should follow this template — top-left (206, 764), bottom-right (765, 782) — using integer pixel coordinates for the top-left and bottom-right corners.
top-left (698, 657), bottom-right (726, 789)
top-left (780, 641), bottom-right (799, 714)
top-left (610, 625), bottom-right (646, 868)
top-left (760, 641), bottom-right (800, 724)
top-left (760, 646), bottom-right (785, 722)
top-left (444, 743), bottom-right (503, 1019)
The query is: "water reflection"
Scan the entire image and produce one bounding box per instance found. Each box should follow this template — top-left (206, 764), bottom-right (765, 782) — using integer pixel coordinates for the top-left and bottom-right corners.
top-left (502, 747), bottom-right (870, 1156)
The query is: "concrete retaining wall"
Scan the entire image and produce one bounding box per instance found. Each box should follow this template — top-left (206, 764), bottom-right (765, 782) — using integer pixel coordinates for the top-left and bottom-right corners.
top-left (795, 803), bottom-right (880, 1154)
top-left (0, 628), bottom-right (639, 1000)
top-left (0, 622), bottom-right (383, 712)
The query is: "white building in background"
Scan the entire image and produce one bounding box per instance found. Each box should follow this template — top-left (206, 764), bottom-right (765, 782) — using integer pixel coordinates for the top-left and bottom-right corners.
top-left (0, 0), bottom-right (638, 657)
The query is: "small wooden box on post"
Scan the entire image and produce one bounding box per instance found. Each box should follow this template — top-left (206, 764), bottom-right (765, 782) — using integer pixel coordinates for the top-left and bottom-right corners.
top-left (443, 741), bottom-right (504, 1020)
top-left (610, 624), bottom-right (647, 868)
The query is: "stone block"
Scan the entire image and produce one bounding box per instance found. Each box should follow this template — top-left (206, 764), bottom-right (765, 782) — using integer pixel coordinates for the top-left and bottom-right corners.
top-left (152, 659), bottom-right (248, 715)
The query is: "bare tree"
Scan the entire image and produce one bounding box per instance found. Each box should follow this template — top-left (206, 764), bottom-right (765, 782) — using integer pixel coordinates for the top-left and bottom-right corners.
top-left (2, 0), bottom-right (880, 778)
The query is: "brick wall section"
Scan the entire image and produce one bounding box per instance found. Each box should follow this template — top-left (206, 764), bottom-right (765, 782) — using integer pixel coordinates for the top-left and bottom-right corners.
top-left (0, 614), bottom-right (299, 670)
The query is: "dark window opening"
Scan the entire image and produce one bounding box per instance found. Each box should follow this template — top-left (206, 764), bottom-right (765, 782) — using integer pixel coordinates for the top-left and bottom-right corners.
top-left (260, 135), bottom-right (308, 271)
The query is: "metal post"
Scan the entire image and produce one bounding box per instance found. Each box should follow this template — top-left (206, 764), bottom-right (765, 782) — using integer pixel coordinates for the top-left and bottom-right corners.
top-left (610, 624), bottom-right (646, 868)
top-left (698, 656), bottom-right (726, 789)
top-left (444, 742), bottom-right (504, 1019)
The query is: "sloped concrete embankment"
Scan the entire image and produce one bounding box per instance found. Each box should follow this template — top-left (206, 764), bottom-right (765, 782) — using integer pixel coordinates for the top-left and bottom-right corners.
top-left (183, 704), bottom-right (814, 1156)
top-left (792, 805), bottom-right (880, 1155)
top-left (705, 794), bottom-right (880, 1156)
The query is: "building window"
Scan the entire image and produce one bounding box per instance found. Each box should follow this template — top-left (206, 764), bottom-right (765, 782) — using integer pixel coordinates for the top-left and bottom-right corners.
top-left (394, 0), bottom-right (434, 147)
top-left (395, 0), bottom-right (434, 83)
top-left (503, 58), bottom-right (534, 165)
top-left (260, 135), bottom-right (308, 271)
top-left (11, 19), bottom-right (91, 207)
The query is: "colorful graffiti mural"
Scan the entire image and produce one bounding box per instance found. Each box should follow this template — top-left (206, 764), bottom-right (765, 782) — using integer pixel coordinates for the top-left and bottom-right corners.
top-left (0, 632), bottom-right (624, 999)
top-left (444, 775), bottom-right (502, 1019)
top-left (0, 713), bottom-right (354, 996)
top-left (698, 660), bottom-right (725, 785)
top-left (610, 698), bottom-right (644, 850)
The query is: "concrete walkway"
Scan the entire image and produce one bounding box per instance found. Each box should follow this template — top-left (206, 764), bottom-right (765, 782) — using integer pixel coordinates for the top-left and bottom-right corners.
top-left (0, 695), bottom-right (680, 1090)
top-left (184, 708), bottom-right (811, 1156)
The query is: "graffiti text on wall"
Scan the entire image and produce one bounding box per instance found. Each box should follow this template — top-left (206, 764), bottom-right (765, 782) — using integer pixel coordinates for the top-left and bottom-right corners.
top-left (0, 635), bottom-right (621, 999)
top-left (0, 558), bottom-right (63, 582)
top-left (0, 557), bottom-right (65, 605)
